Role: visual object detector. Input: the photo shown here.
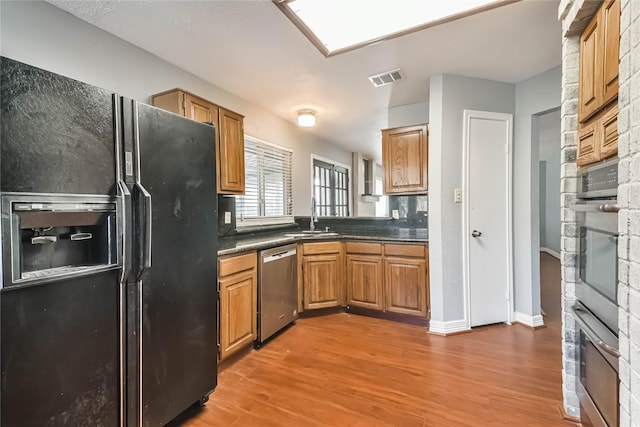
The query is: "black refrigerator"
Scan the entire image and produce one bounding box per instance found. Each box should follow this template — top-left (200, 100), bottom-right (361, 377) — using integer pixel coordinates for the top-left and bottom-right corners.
top-left (0, 57), bottom-right (218, 426)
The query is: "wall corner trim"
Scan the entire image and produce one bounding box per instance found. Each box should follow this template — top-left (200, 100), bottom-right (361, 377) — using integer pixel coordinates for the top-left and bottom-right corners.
top-left (513, 312), bottom-right (545, 328)
top-left (540, 247), bottom-right (561, 259)
top-left (428, 319), bottom-right (470, 335)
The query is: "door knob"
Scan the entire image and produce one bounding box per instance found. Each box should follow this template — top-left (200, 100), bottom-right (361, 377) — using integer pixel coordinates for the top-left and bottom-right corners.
top-left (472, 230), bottom-right (482, 238)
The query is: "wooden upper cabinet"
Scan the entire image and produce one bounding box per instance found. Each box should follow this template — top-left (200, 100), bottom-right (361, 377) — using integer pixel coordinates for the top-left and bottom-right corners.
top-left (382, 124), bottom-right (428, 195)
top-left (577, 0), bottom-right (620, 167)
top-left (578, 0), bottom-right (619, 123)
top-left (151, 89), bottom-right (245, 194)
top-left (185, 93), bottom-right (216, 124)
top-left (579, 17), bottom-right (601, 121)
top-left (218, 107), bottom-right (245, 194)
top-left (602, 0), bottom-right (620, 106)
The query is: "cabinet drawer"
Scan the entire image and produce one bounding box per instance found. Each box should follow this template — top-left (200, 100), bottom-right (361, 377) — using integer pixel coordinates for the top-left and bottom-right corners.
top-left (577, 122), bottom-right (600, 167)
top-left (219, 252), bottom-right (257, 277)
top-left (303, 242), bottom-right (341, 255)
top-left (345, 242), bottom-right (382, 255)
top-left (384, 244), bottom-right (425, 258)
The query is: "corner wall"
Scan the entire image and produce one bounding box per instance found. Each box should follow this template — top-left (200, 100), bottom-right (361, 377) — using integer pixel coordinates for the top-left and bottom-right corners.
top-left (558, 0), bottom-right (611, 418)
top-left (0, 0), bottom-right (351, 216)
top-left (616, 1), bottom-right (639, 424)
top-left (428, 74), bottom-right (515, 330)
top-left (513, 66), bottom-right (562, 320)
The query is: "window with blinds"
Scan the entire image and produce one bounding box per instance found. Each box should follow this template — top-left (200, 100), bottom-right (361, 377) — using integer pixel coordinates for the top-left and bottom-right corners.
top-left (236, 136), bottom-right (293, 226)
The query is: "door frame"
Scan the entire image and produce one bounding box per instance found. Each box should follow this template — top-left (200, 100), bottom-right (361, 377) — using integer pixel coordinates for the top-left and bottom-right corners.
top-left (462, 110), bottom-right (514, 329)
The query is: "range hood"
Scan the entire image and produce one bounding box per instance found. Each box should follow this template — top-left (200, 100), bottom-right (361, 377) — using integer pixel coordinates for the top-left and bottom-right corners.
top-left (362, 158), bottom-right (379, 196)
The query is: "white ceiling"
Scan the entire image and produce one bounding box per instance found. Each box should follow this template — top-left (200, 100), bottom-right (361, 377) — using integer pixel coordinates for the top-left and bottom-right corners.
top-left (49, 0), bottom-right (562, 161)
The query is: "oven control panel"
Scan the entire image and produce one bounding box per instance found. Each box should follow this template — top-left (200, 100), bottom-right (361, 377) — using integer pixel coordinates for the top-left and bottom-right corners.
top-left (578, 159), bottom-right (618, 199)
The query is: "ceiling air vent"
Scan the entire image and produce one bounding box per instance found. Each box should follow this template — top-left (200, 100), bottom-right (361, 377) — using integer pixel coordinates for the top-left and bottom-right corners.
top-left (368, 69), bottom-right (403, 87)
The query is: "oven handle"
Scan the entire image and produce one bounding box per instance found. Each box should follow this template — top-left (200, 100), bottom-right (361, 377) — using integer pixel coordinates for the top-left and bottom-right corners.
top-left (571, 304), bottom-right (620, 358)
top-left (598, 203), bottom-right (619, 213)
top-left (570, 203), bottom-right (619, 213)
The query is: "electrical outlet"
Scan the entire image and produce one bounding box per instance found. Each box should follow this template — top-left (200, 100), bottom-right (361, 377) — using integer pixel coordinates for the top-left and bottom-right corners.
top-left (392, 209), bottom-right (399, 220)
top-left (454, 188), bottom-right (462, 203)
top-left (224, 211), bottom-right (232, 224)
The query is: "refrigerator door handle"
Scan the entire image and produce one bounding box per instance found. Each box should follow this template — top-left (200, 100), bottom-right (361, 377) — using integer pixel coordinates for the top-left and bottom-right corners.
top-left (117, 180), bottom-right (132, 284)
top-left (136, 182), bottom-right (153, 273)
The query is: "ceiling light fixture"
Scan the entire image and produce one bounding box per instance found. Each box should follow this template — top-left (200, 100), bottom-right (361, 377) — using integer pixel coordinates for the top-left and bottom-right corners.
top-left (297, 110), bottom-right (316, 127)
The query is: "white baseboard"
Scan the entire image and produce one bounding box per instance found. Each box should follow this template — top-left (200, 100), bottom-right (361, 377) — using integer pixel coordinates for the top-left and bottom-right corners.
top-left (540, 247), bottom-right (560, 259)
top-left (429, 319), bottom-right (469, 335)
top-left (513, 312), bottom-right (545, 328)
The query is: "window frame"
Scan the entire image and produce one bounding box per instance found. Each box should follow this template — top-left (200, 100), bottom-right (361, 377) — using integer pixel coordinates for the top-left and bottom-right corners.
top-left (236, 135), bottom-right (294, 228)
top-left (310, 154), bottom-right (352, 217)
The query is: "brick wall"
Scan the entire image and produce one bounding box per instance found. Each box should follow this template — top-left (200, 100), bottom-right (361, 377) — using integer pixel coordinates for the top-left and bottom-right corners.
top-left (617, 0), bottom-right (639, 424)
top-left (560, 0), bottom-right (640, 423)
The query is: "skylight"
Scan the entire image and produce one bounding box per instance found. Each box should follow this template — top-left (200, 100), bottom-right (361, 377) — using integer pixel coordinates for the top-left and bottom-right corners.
top-left (275, 0), bottom-right (517, 57)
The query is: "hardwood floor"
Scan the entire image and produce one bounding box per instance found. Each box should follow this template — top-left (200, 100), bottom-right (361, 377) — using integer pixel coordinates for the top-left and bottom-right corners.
top-left (170, 253), bottom-right (576, 427)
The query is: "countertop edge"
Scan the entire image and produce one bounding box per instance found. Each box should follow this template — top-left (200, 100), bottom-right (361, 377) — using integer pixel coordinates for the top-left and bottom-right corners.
top-left (218, 234), bottom-right (428, 256)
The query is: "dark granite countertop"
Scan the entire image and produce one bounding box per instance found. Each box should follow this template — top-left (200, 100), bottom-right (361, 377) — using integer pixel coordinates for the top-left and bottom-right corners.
top-left (218, 229), bottom-right (428, 256)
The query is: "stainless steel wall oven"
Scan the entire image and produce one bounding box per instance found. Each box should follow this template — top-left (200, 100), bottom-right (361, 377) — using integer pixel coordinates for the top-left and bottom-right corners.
top-left (571, 159), bottom-right (619, 427)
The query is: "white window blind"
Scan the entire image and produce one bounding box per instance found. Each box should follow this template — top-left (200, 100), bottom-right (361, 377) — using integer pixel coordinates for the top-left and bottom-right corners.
top-left (236, 136), bottom-right (293, 226)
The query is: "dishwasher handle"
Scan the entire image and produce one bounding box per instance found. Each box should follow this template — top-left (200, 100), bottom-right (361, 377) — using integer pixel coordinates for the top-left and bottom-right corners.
top-left (263, 249), bottom-right (297, 263)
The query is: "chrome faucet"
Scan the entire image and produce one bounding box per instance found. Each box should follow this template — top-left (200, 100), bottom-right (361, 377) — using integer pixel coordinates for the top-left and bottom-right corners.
top-left (310, 196), bottom-right (318, 232)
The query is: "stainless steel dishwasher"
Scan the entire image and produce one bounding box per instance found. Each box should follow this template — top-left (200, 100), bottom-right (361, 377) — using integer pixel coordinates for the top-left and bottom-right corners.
top-left (256, 244), bottom-right (298, 347)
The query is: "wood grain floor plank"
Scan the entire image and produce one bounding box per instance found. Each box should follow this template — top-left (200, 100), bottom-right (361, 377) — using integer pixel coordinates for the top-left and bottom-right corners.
top-left (171, 254), bottom-right (577, 426)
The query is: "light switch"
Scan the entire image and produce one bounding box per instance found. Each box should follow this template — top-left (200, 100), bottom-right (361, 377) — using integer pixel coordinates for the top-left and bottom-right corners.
top-left (224, 211), bottom-right (232, 224)
top-left (454, 188), bottom-right (462, 203)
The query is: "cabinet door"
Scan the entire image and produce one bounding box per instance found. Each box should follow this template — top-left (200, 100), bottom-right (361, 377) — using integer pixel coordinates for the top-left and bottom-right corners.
top-left (601, 0), bottom-right (620, 106)
top-left (579, 15), bottom-right (602, 122)
top-left (303, 254), bottom-right (342, 309)
top-left (382, 124), bottom-right (428, 194)
top-left (346, 255), bottom-right (383, 310)
top-left (600, 104), bottom-right (618, 160)
top-left (219, 269), bottom-right (256, 360)
top-left (577, 121), bottom-right (601, 167)
top-left (184, 93), bottom-right (217, 124)
top-left (218, 107), bottom-right (245, 194)
top-left (384, 257), bottom-right (427, 317)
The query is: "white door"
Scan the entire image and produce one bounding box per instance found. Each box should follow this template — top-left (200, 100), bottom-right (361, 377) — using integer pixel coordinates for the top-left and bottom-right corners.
top-left (463, 110), bottom-right (513, 327)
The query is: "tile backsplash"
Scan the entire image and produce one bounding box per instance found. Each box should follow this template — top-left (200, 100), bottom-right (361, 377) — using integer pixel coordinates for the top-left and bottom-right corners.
top-left (217, 193), bottom-right (429, 237)
top-left (388, 195), bottom-right (428, 227)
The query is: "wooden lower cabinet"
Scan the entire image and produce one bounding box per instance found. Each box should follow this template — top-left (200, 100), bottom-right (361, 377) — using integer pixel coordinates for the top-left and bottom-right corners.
top-left (300, 241), bottom-right (429, 318)
top-left (346, 255), bottom-right (383, 310)
top-left (303, 254), bottom-right (342, 309)
top-left (351, 242), bottom-right (428, 317)
top-left (301, 242), bottom-right (343, 310)
top-left (384, 257), bottom-right (427, 317)
top-left (345, 242), bottom-right (383, 311)
top-left (218, 252), bottom-right (257, 360)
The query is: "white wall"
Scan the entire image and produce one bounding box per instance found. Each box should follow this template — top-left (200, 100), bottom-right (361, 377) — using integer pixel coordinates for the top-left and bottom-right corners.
top-left (537, 109), bottom-right (561, 255)
top-left (428, 74), bottom-right (515, 325)
top-left (0, 1), bottom-right (351, 216)
top-left (388, 102), bottom-right (429, 129)
top-left (513, 66), bottom-right (561, 318)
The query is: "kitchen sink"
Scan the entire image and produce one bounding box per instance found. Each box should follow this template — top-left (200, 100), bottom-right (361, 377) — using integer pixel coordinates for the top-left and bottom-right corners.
top-left (284, 231), bottom-right (339, 238)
